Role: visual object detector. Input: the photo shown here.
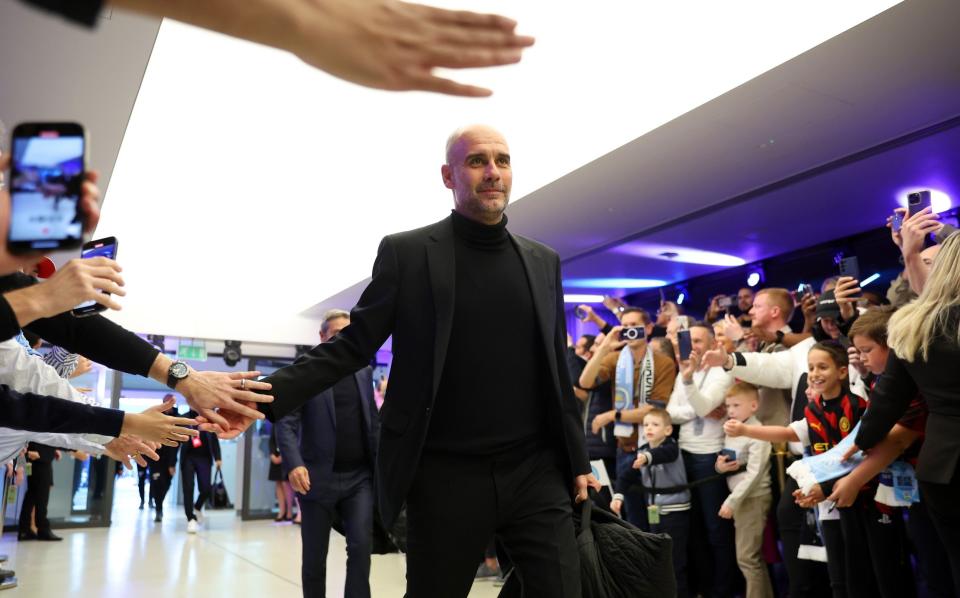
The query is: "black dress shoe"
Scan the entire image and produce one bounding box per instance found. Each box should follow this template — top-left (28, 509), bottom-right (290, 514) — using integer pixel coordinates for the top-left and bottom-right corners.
top-left (36, 531), bottom-right (62, 542)
top-left (139, 502), bottom-right (145, 510)
top-left (17, 531), bottom-right (36, 541)
top-left (0, 569), bottom-right (14, 581)
top-left (154, 511), bottom-right (163, 523)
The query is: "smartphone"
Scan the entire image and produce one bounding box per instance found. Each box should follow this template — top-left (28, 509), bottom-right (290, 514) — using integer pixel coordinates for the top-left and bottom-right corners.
top-left (837, 335), bottom-right (853, 350)
top-left (907, 190), bottom-right (932, 218)
top-left (677, 329), bottom-right (693, 361)
top-left (71, 236), bottom-right (118, 317)
top-left (7, 123), bottom-right (86, 254)
top-left (574, 306), bottom-right (587, 320)
top-left (678, 315), bottom-right (691, 330)
top-left (619, 326), bottom-right (645, 342)
top-left (838, 256), bottom-right (860, 283)
top-left (798, 283), bottom-right (815, 298)
top-left (891, 210), bottom-right (904, 233)
top-left (718, 295), bottom-right (733, 309)
top-left (719, 448), bottom-right (737, 462)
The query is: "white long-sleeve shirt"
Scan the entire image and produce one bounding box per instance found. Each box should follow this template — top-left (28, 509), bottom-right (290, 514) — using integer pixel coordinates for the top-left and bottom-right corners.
top-left (722, 416), bottom-right (772, 511)
top-left (667, 367), bottom-right (734, 455)
top-left (0, 339), bottom-right (110, 462)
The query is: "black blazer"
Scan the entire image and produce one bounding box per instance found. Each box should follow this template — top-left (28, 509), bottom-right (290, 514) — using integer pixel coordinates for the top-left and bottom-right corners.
top-left (275, 367), bottom-right (379, 501)
top-left (260, 215), bottom-right (590, 527)
top-left (856, 309), bottom-right (960, 484)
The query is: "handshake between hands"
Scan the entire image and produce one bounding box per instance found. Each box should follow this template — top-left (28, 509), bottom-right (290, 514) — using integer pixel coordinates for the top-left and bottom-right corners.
top-left (0, 155), bottom-right (274, 454)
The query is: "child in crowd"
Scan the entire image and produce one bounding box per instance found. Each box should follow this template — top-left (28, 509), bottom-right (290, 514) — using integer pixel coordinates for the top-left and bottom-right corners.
top-left (612, 409), bottom-right (690, 598)
top-left (715, 382), bottom-right (774, 598)
top-left (725, 341), bottom-right (865, 598)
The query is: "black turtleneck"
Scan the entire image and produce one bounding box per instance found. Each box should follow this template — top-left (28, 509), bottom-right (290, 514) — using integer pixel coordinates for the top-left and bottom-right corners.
top-left (425, 211), bottom-right (549, 455)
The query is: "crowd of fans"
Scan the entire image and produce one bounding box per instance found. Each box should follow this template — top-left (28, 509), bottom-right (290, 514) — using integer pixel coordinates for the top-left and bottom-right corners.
top-left (566, 206), bottom-right (959, 597)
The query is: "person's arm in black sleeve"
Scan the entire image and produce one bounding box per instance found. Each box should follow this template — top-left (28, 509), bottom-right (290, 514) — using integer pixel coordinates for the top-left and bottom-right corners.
top-left (0, 295), bottom-right (23, 341)
top-left (553, 255), bottom-right (591, 477)
top-left (26, 312), bottom-right (158, 376)
top-left (0, 273), bottom-right (159, 374)
top-left (275, 409), bottom-right (305, 471)
top-left (258, 236), bottom-right (399, 422)
top-left (855, 351), bottom-right (918, 450)
top-left (0, 386), bottom-right (124, 436)
top-left (17, 0), bottom-right (104, 27)
top-left (641, 439), bottom-right (680, 466)
top-left (600, 321), bottom-right (613, 336)
top-left (0, 273), bottom-right (160, 375)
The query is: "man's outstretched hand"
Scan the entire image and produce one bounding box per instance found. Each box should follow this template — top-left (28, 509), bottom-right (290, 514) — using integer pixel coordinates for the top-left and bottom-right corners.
top-left (176, 370), bottom-right (272, 429)
top-left (114, 0), bottom-right (534, 97)
top-left (215, 401), bottom-right (261, 439)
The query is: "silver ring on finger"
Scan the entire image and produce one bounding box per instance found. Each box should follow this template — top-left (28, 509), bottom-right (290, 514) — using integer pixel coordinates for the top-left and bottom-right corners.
top-left (240, 378), bottom-right (246, 390)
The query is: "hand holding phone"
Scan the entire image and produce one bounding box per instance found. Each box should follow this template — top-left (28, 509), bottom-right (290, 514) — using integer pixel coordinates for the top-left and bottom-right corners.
top-left (7, 123), bottom-right (86, 254)
top-left (838, 256), bottom-right (860, 283)
top-left (72, 236), bottom-right (119, 317)
top-left (677, 329), bottom-right (693, 361)
top-left (891, 210), bottom-right (904, 233)
top-left (907, 190), bottom-right (932, 219)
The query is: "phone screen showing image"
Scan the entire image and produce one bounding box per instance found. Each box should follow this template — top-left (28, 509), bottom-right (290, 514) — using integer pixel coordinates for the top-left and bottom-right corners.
top-left (8, 124), bottom-right (85, 252)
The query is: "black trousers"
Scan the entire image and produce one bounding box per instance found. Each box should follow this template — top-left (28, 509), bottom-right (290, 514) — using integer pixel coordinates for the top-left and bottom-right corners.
top-left (404, 447), bottom-right (580, 598)
top-left (300, 468), bottom-right (374, 598)
top-left (19, 461), bottom-right (53, 533)
top-left (137, 464), bottom-right (149, 504)
top-left (181, 454), bottom-right (212, 520)
top-left (906, 501), bottom-right (956, 598)
top-left (777, 476), bottom-right (831, 598)
top-left (838, 500), bottom-right (915, 598)
top-left (821, 519), bottom-right (846, 598)
top-left (150, 469), bottom-right (173, 513)
top-left (651, 509), bottom-right (690, 598)
top-left (920, 473), bottom-right (960, 597)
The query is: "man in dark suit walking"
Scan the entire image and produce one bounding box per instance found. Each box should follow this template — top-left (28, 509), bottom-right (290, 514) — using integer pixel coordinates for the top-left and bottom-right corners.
top-left (276, 309), bottom-right (380, 598)
top-left (238, 124), bottom-right (596, 597)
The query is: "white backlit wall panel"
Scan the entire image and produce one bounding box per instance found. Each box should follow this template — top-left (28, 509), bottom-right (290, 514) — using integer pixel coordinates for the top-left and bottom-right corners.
top-left (98, 1), bottom-right (900, 344)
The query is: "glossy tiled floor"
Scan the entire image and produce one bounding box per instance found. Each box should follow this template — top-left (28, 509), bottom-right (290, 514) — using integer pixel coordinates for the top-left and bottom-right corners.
top-left (0, 485), bottom-right (501, 597)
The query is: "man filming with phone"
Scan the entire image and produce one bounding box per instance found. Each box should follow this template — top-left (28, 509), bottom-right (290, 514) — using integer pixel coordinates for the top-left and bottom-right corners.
top-left (579, 307), bottom-right (675, 527)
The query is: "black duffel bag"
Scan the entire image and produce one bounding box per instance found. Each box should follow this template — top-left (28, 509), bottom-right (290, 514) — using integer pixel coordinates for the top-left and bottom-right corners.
top-left (208, 467), bottom-right (233, 509)
top-left (501, 498), bottom-right (675, 598)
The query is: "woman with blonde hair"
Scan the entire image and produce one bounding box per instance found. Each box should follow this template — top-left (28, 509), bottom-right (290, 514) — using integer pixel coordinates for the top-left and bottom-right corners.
top-left (854, 231), bottom-right (960, 595)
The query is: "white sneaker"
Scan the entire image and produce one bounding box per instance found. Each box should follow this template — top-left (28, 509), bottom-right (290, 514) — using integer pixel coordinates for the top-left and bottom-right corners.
top-left (186, 519), bottom-right (199, 534)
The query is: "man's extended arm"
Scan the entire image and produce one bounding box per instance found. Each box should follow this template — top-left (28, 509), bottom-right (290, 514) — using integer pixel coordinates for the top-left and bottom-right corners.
top-left (259, 236), bottom-right (400, 422)
top-left (93, 0), bottom-right (533, 97)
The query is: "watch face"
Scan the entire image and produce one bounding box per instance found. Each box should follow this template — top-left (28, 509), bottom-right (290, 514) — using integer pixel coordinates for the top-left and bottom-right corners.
top-left (171, 362), bottom-right (189, 378)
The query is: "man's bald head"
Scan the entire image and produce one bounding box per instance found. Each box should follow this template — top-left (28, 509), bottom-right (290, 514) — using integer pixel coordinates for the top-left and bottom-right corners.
top-left (444, 125), bottom-right (507, 163)
top-left (441, 125), bottom-right (512, 225)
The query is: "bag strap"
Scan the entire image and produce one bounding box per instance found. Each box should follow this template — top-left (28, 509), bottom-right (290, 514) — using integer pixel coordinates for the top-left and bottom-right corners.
top-left (213, 467), bottom-right (224, 485)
